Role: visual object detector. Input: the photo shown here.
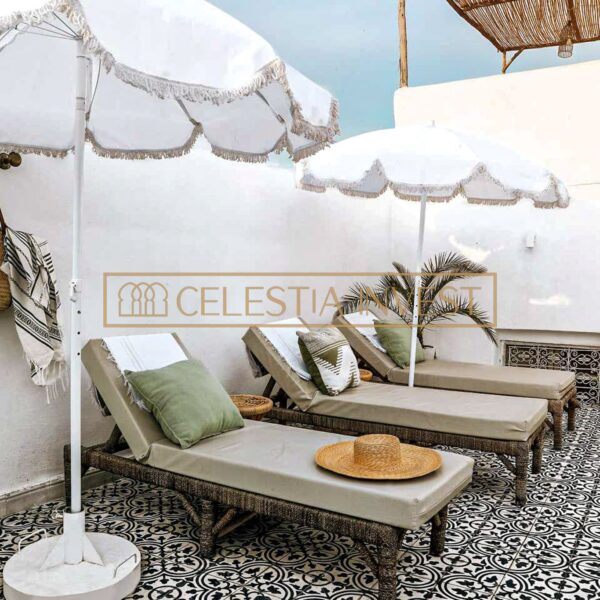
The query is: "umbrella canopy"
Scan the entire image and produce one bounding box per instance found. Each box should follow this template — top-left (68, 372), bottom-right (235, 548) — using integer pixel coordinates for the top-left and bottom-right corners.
top-left (298, 125), bottom-right (569, 206)
top-left (0, 0), bottom-right (339, 162)
top-left (296, 124), bottom-right (569, 388)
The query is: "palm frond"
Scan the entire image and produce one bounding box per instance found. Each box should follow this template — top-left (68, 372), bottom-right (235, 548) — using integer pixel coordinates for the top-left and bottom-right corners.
top-left (340, 282), bottom-right (385, 315)
top-left (422, 296), bottom-right (498, 345)
top-left (342, 251), bottom-right (497, 347)
top-left (421, 252), bottom-right (488, 306)
top-left (377, 274), bottom-right (412, 313)
top-left (391, 261), bottom-right (415, 294)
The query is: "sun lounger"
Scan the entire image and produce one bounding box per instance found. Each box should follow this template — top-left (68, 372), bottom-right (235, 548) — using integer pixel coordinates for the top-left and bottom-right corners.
top-left (79, 335), bottom-right (474, 600)
top-left (243, 325), bottom-right (547, 506)
top-left (333, 311), bottom-right (577, 450)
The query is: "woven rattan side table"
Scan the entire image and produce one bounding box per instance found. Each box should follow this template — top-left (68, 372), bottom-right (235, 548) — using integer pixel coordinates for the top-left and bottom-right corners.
top-left (359, 369), bottom-right (373, 382)
top-left (230, 394), bottom-right (273, 421)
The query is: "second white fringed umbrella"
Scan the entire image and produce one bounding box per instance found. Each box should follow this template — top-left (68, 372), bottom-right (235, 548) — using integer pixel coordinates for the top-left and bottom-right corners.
top-left (297, 125), bottom-right (569, 387)
top-left (0, 1), bottom-right (338, 598)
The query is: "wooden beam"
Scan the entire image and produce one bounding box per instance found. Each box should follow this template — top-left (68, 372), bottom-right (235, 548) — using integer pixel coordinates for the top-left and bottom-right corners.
top-left (566, 0), bottom-right (581, 41)
top-left (501, 49), bottom-right (523, 73)
top-left (461, 0), bottom-right (518, 11)
top-left (398, 0), bottom-right (409, 87)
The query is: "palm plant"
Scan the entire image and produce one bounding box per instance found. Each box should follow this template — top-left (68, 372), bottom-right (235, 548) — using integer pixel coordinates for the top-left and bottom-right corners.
top-left (341, 252), bottom-right (498, 345)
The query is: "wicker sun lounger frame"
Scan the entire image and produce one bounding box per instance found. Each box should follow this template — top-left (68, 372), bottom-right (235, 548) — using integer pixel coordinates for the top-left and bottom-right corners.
top-left (261, 378), bottom-right (545, 507)
top-left (353, 353), bottom-right (578, 452)
top-left (65, 427), bottom-right (451, 600)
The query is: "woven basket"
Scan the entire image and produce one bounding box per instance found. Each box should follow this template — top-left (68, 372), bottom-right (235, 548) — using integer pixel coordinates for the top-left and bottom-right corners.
top-left (0, 209), bottom-right (10, 312)
top-left (230, 394), bottom-right (273, 421)
top-left (359, 368), bottom-right (373, 382)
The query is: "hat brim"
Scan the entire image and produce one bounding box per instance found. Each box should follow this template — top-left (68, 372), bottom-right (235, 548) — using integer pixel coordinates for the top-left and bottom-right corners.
top-left (315, 441), bottom-right (442, 480)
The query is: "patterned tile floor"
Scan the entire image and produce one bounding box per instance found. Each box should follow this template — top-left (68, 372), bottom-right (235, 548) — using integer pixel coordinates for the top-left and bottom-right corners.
top-left (2, 405), bottom-right (600, 599)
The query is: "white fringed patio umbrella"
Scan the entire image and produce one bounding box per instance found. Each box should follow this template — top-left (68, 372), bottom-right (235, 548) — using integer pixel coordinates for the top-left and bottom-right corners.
top-left (297, 125), bottom-right (569, 388)
top-left (0, 1), bottom-right (338, 598)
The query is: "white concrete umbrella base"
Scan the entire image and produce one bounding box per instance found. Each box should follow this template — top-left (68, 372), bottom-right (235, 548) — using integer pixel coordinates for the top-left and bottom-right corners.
top-left (3, 533), bottom-right (140, 600)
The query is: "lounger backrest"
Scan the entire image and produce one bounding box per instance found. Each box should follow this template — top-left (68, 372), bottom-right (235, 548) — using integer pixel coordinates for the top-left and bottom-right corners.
top-left (82, 334), bottom-right (191, 461)
top-left (243, 327), bottom-right (318, 410)
top-left (333, 310), bottom-right (398, 379)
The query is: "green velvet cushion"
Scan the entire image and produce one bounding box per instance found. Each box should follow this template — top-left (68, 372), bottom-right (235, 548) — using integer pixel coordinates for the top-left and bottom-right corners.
top-left (374, 320), bottom-right (425, 369)
top-left (125, 360), bottom-right (243, 449)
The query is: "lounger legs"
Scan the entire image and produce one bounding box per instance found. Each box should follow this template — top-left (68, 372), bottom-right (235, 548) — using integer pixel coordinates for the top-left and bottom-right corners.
top-left (567, 397), bottom-right (577, 432)
top-left (550, 402), bottom-right (564, 451)
top-left (532, 431), bottom-right (544, 475)
top-left (377, 529), bottom-right (401, 600)
top-left (198, 499), bottom-right (216, 558)
top-left (515, 450), bottom-right (529, 506)
top-left (430, 505), bottom-right (448, 556)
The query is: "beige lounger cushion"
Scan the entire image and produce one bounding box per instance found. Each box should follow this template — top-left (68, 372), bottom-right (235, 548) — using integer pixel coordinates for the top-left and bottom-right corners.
top-left (245, 325), bottom-right (547, 441)
top-left (307, 382), bottom-right (547, 442)
top-left (147, 419), bottom-right (473, 529)
top-left (387, 360), bottom-right (575, 400)
top-left (334, 314), bottom-right (575, 400)
top-left (243, 327), bottom-right (318, 407)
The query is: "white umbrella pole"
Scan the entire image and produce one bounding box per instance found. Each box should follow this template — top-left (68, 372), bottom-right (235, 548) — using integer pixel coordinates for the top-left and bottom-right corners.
top-left (408, 194), bottom-right (427, 387)
top-left (69, 40), bottom-right (86, 518)
top-left (61, 38), bottom-right (88, 565)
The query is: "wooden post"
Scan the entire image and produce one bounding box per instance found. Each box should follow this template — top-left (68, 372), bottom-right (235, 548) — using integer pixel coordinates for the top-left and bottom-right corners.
top-left (398, 0), bottom-right (408, 87)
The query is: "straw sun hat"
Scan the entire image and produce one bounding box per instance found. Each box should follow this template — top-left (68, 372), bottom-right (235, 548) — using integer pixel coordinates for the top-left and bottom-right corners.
top-left (315, 434), bottom-right (441, 480)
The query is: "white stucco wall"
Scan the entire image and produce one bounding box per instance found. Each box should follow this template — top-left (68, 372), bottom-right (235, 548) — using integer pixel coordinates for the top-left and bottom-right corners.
top-left (393, 59), bottom-right (600, 359)
top-left (0, 146), bottom-right (394, 497)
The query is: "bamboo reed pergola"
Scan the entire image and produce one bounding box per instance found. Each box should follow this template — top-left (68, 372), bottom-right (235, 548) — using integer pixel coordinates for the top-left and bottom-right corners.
top-left (397, 0), bottom-right (600, 85)
top-left (446, 0), bottom-right (600, 72)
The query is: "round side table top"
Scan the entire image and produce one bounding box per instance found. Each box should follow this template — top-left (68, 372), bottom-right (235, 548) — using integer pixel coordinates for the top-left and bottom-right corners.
top-left (359, 369), bottom-right (373, 382)
top-left (230, 394), bottom-right (273, 421)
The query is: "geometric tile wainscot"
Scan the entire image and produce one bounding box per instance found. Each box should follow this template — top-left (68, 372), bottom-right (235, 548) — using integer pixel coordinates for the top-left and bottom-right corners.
top-left (504, 341), bottom-right (599, 403)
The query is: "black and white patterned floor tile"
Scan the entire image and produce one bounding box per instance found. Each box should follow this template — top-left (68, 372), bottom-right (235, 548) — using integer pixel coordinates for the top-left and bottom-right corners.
top-left (2, 405), bottom-right (600, 600)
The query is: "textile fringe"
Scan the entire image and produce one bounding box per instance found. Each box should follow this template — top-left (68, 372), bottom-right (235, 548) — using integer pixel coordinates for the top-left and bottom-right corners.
top-left (211, 147), bottom-right (269, 164)
top-left (299, 159), bottom-right (570, 207)
top-left (297, 182), bottom-right (327, 193)
top-left (100, 340), bottom-right (150, 412)
top-left (86, 126), bottom-right (203, 160)
top-left (1, 1), bottom-right (339, 151)
top-left (44, 362), bottom-right (68, 404)
top-left (246, 347), bottom-right (268, 378)
top-left (0, 143), bottom-right (69, 159)
top-left (210, 132), bottom-right (328, 164)
top-left (291, 141), bottom-right (331, 162)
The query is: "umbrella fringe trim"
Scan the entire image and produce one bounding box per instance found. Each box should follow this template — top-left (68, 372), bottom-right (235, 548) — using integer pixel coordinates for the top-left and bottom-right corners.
top-left (85, 126), bottom-right (204, 160)
top-left (0, 1), bottom-right (338, 147)
top-left (292, 141), bottom-right (331, 162)
top-left (0, 143), bottom-right (69, 158)
top-left (2, 129), bottom-right (329, 163)
top-left (300, 160), bottom-right (569, 207)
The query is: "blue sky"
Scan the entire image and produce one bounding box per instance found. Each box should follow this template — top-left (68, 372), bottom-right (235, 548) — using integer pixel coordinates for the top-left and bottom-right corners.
top-left (211, 0), bottom-right (600, 139)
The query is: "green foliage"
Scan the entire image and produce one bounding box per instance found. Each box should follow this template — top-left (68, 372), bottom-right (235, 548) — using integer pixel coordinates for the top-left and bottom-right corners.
top-left (341, 252), bottom-right (498, 346)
